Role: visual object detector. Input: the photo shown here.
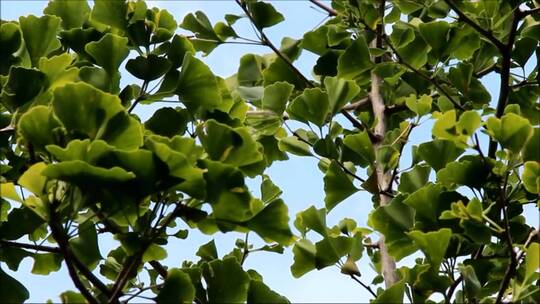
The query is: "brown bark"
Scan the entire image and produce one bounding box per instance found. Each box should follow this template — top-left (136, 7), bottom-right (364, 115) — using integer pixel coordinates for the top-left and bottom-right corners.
top-left (370, 0), bottom-right (398, 288)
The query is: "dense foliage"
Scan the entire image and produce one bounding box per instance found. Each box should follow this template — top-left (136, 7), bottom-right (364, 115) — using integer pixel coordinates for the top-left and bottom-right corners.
top-left (0, 0), bottom-right (539, 303)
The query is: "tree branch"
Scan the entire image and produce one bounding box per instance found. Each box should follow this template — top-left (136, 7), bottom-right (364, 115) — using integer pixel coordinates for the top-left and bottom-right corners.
top-left (127, 80), bottom-right (149, 114)
top-left (444, 0), bottom-right (505, 51)
top-left (236, 0), bottom-right (366, 131)
top-left (445, 275), bottom-right (463, 303)
top-left (108, 202), bottom-right (191, 303)
top-left (383, 35), bottom-right (465, 111)
top-left (350, 274), bottom-right (377, 298)
top-left (370, 0), bottom-right (398, 288)
top-left (0, 240), bottom-right (60, 253)
top-left (308, 0), bottom-right (337, 17)
top-left (488, 9), bottom-right (520, 158)
top-left (149, 260), bottom-right (168, 279)
top-left (49, 208), bottom-right (99, 304)
top-left (496, 229), bottom-right (539, 303)
top-left (495, 172), bottom-right (517, 304)
top-left (518, 7), bottom-right (540, 18)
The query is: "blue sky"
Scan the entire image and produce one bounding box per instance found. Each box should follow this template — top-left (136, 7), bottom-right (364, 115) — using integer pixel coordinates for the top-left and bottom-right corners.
top-left (1, 1), bottom-right (538, 303)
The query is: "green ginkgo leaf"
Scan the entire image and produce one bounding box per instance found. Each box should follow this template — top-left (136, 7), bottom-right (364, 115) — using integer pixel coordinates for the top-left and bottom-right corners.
top-left (60, 291), bottom-right (86, 304)
top-left (523, 128), bottom-right (540, 162)
top-left (85, 33), bottom-right (129, 76)
top-left (295, 205), bottom-right (327, 237)
top-left (126, 55), bottom-right (172, 81)
top-left (31, 253), bottom-right (62, 275)
top-left (343, 131), bottom-right (376, 166)
top-left (179, 11), bottom-right (221, 54)
top-left (176, 53), bottom-right (222, 110)
top-left (90, 0), bottom-right (127, 31)
top-left (524, 242), bottom-right (539, 284)
top-left (18, 15), bottom-right (61, 67)
top-left (486, 113), bottom-right (533, 153)
top-left (262, 81), bottom-right (294, 116)
top-left (17, 106), bottom-right (61, 151)
top-left (437, 157), bottom-right (488, 189)
top-left (18, 162), bottom-right (48, 196)
top-left (167, 35), bottom-right (196, 68)
top-left (42, 161), bottom-right (135, 184)
top-left (399, 164), bottom-right (431, 194)
top-left (1, 67), bottom-right (46, 111)
top-left (196, 240), bottom-right (218, 261)
top-left (199, 120), bottom-right (263, 167)
top-left (458, 265), bottom-right (481, 299)
top-left (405, 94), bottom-right (432, 116)
top-left (0, 266), bottom-right (29, 303)
top-left (407, 228), bottom-right (452, 270)
top-left (246, 199), bottom-right (294, 246)
top-left (522, 161), bottom-right (540, 194)
top-left (52, 82), bottom-right (143, 149)
top-left (203, 257), bottom-right (251, 303)
top-left (248, 279), bottom-right (289, 304)
top-left (145, 107), bottom-right (189, 137)
top-left (314, 236), bottom-right (353, 269)
top-left (368, 195), bottom-right (415, 261)
top-left (0, 22), bottom-right (22, 56)
top-left (44, 0), bottom-right (91, 29)
top-left (156, 269), bottom-right (195, 304)
top-left (69, 221), bottom-right (102, 270)
top-left (324, 76), bottom-right (361, 115)
top-left (38, 54), bottom-right (79, 91)
top-left (337, 36), bottom-right (373, 80)
top-left (324, 161), bottom-right (357, 211)
top-left (372, 281), bottom-right (405, 303)
top-left (287, 88), bottom-right (329, 127)
top-left (291, 239), bottom-right (317, 278)
top-left (418, 139), bottom-right (464, 171)
top-left (418, 21), bottom-right (450, 58)
top-left (247, 1), bottom-right (284, 29)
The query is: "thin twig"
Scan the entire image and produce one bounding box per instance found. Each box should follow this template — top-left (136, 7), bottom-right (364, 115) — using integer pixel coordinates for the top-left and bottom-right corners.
top-left (121, 283), bottom-right (163, 303)
top-left (473, 133), bottom-right (486, 160)
top-left (350, 274), bottom-right (377, 298)
top-left (240, 232), bottom-right (250, 266)
top-left (128, 80), bottom-right (149, 114)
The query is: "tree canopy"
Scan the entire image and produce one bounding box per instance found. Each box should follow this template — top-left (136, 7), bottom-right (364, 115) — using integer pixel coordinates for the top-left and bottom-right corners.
top-left (0, 0), bottom-right (539, 303)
